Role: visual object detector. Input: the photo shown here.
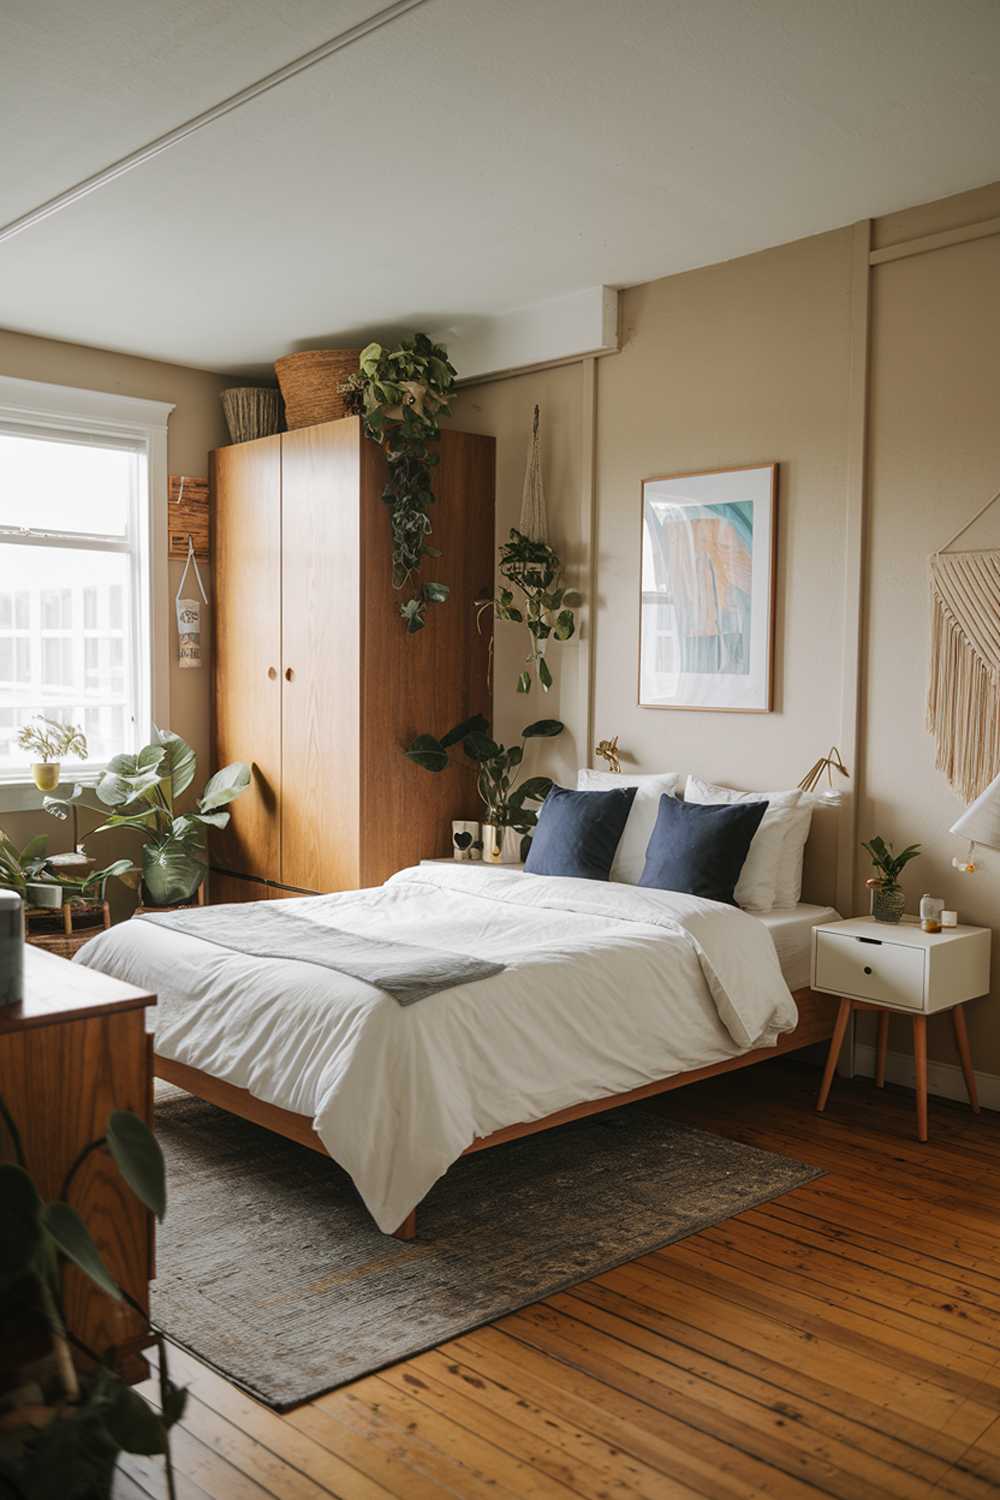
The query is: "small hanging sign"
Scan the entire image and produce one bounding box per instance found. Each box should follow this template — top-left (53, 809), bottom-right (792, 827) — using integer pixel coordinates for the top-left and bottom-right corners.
top-left (176, 535), bottom-right (208, 670)
top-left (168, 475), bottom-right (209, 559)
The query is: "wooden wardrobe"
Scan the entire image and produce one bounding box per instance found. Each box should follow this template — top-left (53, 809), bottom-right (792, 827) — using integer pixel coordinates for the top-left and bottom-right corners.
top-left (209, 416), bottom-right (495, 899)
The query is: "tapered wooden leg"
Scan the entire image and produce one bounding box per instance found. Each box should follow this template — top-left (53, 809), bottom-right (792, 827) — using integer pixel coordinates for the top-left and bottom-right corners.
top-left (392, 1209), bottom-right (417, 1241)
top-left (913, 1015), bottom-right (928, 1142)
top-left (817, 997), bottom-right (852, 1113)
top-left (951, 1004), bottom-right (980, 1113)
top-left (875, 1011), bottom-right (890, 1088)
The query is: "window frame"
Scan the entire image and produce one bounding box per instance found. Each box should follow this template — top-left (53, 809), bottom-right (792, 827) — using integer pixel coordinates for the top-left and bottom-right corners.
top-left (0, 375), bottom-right (174, 808)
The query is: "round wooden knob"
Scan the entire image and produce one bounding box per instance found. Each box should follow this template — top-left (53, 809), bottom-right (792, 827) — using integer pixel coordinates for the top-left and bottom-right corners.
top-left (267, 666), bottom-right (277, 680)
top-left (284, 667), bottom-right (294, 682)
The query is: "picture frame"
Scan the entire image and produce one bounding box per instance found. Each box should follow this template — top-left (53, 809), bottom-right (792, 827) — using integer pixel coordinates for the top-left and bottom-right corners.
top-left (638, 463), bottom-right (778, 713)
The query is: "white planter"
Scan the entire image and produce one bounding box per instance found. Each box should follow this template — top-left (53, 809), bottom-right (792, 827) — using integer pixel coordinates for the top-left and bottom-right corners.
top-left (482, 824), bottom-right (521, 865)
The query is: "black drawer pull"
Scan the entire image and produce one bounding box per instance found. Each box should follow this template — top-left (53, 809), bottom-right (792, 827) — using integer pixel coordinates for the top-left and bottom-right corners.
top-left (864, 965), bottom-right (873, 975)
top-left (857, 937), bottom-right (882, 946)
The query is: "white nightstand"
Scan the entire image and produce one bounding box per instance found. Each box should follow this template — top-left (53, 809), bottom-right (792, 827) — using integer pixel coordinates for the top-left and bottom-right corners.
top-left (811, 916), bottom-right (991, 1140)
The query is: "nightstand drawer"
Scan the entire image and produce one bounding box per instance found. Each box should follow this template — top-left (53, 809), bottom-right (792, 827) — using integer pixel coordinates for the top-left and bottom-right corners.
top-left (814, 930), bottom-right (925, 1009)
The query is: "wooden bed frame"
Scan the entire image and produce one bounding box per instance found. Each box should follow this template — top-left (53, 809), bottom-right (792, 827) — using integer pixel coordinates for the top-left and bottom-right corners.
top-left (155, 986), bottom-right (837, 1239)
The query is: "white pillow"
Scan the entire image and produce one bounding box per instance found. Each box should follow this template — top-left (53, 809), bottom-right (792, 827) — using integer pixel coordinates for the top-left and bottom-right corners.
top-left (773, 800), bottom-right (814, 908)
top-left (683, 776), bottom-right (804, 913)
top-left (576, 769), bottom-right (684, 885)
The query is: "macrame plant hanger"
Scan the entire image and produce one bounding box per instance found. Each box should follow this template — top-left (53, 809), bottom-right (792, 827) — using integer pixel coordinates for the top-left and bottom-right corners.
top-left (518, 404), bottom-right (548, 543)
top-left (927, 485), bottom-right (1000, 801)
top-left (175, 485), bottom-right (208, 669)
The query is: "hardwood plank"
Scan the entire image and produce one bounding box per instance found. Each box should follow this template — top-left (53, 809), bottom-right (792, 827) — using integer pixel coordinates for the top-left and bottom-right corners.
top-left (456, 1324), bottom-right (955, 1493)
top-left (122, 1060), bottom-right (1000, 1499)
top-left (447, 1325), bottom-right (937, 1500)
top-left (151, 1343), bottom-right (398, 1500)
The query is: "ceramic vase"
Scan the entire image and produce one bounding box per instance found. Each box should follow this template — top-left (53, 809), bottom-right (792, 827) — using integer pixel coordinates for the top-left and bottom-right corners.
top-left (31, 762), bottom-right (60, 792)
top-left (481, 824), bottom-right (521, 865)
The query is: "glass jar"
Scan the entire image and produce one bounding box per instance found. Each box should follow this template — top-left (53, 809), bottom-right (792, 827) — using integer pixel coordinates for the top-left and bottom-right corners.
top-left (920, 893), bottom-right (945, 933)
top-left (871, 883), bottom-right (905, 923)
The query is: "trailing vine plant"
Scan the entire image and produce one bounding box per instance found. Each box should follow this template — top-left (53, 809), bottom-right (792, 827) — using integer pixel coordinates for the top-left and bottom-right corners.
top-left (342, 334), bottom-right (457, 633)
top-left (479, 529), bottom-right (579, 693)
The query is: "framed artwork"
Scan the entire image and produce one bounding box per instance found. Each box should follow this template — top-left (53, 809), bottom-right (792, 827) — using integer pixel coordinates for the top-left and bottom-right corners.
top-left (639, 463), bottom-right (777, 712)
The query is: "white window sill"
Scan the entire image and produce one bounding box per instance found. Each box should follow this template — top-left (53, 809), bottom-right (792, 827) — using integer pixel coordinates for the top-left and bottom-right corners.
top-left (0, 770), bottom-right (104, 814)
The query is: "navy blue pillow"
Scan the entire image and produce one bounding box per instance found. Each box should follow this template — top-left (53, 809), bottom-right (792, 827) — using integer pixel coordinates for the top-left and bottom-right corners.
top-left (524, 784), bottom-right (637, 881)
top-left (638, 794), bottom-right (767, 904)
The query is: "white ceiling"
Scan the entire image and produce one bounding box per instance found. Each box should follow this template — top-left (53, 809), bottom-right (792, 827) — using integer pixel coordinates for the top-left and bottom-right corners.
top-left (3, 0), bottom-right (999, 377)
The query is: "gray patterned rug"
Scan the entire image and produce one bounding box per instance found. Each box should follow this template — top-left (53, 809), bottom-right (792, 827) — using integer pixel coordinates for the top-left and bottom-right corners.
top-left (152, 1082), bottom-right (820, 1409)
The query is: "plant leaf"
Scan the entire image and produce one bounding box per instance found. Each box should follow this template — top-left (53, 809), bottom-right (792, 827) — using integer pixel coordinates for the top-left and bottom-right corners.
top-left (43, 1202), bottom-right (121, 1301)
top-left (199, 761), bottom-right (251, 814)
top-left (154, 728), bottom-right (197, 799)
top-left (521, 719), bottom-right (564, 739)
top-left (538, 656), bottom-right (553, 690)
top-left (516, 671), bottom-right (531, 694)
top-left (463, 732), bottom-right (501, 763)
top-left (0, 1163), bottom-right (42, 1282)
top-left (440, 715), bottom-right (489, 749)
top-left (405, 734), bottom-right (448, 772)
top-left (422, 581), bottom-right (449, 604)
top-left (107, 1110), bottom-right (166, 1221)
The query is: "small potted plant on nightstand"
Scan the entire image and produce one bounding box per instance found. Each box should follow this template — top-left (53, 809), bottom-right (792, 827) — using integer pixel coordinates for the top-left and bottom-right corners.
top-left (16, 717), bottom-right (88, 793)
top-left (862, 834), bottom-right (922, 923)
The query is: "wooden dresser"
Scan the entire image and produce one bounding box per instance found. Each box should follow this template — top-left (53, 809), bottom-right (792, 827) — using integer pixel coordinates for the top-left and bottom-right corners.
top-left (210, 417), bottom-right (495, 900)
top-left (0, 945), bottom-right (156, 1378)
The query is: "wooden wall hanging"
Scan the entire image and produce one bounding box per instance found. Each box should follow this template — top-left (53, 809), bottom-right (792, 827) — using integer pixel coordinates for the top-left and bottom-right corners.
top-left (168, 475), bottom-right (209, 559)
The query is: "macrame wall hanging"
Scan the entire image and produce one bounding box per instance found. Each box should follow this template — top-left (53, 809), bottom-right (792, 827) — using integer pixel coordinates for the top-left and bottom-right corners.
top-left (927, 487), bottom-right (1000, 801)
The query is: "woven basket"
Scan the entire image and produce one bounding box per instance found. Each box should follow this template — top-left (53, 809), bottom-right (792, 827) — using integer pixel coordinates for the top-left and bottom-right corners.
top-left (274, 350), bottom-right (361, 430)
top-left (221, 387), bottom-right (283, 445)
top-left (26, 900), bottom-right (109, 959)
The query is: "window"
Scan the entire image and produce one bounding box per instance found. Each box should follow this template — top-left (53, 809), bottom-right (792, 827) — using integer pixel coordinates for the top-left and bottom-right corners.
top-left (0, 376), bottom-right (173, 787)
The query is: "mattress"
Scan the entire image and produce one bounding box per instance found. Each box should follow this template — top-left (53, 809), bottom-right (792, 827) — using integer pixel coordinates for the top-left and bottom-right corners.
top-left (758, 903), bottom-right (840, 990)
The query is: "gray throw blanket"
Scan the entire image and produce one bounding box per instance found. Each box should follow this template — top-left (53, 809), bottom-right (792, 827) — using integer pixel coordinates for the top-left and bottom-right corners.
top-left (138, 903), bottom-right (505, 1006)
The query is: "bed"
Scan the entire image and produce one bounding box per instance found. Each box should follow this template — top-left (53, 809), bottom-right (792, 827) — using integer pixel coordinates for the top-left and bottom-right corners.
top-left (75, 864), bottom-right (839, 1237)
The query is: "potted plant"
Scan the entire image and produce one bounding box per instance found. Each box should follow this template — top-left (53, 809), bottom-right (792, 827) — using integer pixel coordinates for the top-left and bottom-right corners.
top-left (43, 729), bottom-right (249, 908)
top-left (16, 718), bottom-right (88, 793)
top-left (0, 831), bottom-right (131, 917)
top-left (862, 834), bottom-right (922, 923)
top-left (341, 335), bottom-right (457, 634)
top-left (406, 714), bottom-right (563, 863)
top-left (0, 1096), bottom-right (184, 1499)
top-left (480, 529), bottom-right (579, 694)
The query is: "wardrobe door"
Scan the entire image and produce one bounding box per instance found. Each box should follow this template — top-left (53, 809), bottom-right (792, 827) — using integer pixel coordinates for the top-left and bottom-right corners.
top-left (211, 436), bottom-right (282, 881)
top-left (280, 420), bottom-right (362, 892)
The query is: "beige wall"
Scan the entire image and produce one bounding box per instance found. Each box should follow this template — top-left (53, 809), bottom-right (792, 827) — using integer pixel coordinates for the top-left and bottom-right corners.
top-left (861, 182), bottom-right (1000, 1074)
top-left (0, 330), bottom-right (230, 873)
top-left (454, 184), bottom-right (1000, 1077)
top-left (448, 363), bottom-right (588, 788)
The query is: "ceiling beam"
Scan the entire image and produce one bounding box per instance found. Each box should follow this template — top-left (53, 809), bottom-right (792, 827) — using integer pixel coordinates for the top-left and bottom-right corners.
top-left (0, 0), bottom-right (432, 247)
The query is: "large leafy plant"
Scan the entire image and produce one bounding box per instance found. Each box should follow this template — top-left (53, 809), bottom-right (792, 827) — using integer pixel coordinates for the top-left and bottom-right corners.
top-left (0, 1098), bottom-right (184, 1499)
top-left (342, 334), bottom-right (457, 634)
top-left (0, 831), bottom-right (131, 907)
top-left (406, 714), bottom-right (563, 857)
top-left (481, 529), bottom-right (579, 694)
top-left (861, 834), bottom-right (922, 892)
top-left (43, 729), bottom-right (250, 907)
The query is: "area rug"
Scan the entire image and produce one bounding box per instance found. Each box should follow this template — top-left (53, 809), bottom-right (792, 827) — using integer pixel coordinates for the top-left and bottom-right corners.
top-left (151, 1082), bottom-right (821, 1409)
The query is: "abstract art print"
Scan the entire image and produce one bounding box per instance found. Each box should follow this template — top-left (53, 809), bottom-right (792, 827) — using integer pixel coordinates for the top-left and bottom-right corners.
top-left (639, 464), bottom-right (777, 712)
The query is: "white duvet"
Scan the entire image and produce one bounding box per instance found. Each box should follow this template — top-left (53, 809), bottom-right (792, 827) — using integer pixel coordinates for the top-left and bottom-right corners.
top-left (76, 864), bottom-right (797, 1233)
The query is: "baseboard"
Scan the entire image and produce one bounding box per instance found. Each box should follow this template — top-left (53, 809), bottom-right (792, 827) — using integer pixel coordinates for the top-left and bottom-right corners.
top-left (854, 1042), bottom-right (1000, 1112)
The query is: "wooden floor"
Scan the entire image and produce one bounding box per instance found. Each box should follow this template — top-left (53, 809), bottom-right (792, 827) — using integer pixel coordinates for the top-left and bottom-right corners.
top-left (116, 1060), bottom-right (1000, 1500)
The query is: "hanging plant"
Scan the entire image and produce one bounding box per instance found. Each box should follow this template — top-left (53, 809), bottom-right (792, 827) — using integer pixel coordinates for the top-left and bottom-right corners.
top-left (342, 334), bottom-right (457, 633)
top-left (480, 528), bottom-right (579, 693)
